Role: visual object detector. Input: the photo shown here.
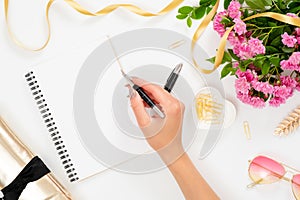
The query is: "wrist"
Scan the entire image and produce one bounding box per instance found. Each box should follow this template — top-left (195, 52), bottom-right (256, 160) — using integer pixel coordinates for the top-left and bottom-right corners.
top-left (167, 153), bottom-right (191, 173)
top-left (157, 145), bottom-right (185, 166)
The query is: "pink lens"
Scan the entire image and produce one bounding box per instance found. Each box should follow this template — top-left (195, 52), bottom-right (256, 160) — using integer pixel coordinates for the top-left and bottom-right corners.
top-left (249, 156), bottom-right (286, 184)
top-left (292, 174), bottom-right (300, 200)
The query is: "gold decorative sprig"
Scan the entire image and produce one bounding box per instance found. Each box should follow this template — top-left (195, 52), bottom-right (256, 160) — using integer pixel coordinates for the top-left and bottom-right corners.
top-left (275, 105), bottom-right (300, 136)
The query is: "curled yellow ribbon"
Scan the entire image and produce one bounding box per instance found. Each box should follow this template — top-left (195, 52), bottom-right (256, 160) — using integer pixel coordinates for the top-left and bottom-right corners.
top-left (193, 10), bottom-right (300, 74)
top-left (191, 0), bottom-right (220, 74)
top-left (4, 0), bottom-right (184, 51)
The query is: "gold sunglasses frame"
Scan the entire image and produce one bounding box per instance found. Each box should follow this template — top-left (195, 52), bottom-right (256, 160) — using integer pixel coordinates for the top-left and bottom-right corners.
top-left (247, 156), bottom-right (300, 200)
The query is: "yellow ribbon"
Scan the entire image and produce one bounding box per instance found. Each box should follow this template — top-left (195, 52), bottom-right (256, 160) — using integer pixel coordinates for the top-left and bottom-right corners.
top-left (5, 0), bottom-right (300, 75)
top-left (191, 0), bottom-right (221, 74)
top-left (4, 0), bottom-right (184, 51)
top-left (192, 10), bottom-right (300, 74)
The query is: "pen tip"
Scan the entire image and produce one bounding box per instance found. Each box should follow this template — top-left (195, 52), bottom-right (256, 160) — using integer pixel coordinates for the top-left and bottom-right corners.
top-left (121, 70), bottom-right (125, 76)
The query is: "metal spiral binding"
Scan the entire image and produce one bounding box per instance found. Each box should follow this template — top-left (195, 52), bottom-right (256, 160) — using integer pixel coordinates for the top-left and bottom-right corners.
top-left (25, 71), bottom-right (79, 182)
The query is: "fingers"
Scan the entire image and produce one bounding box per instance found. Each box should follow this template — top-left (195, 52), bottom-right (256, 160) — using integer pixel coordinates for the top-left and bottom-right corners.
top-left (131, 77), bottom-right (185, 116)
top-left (131, 77), bottom-right (173, 107)
top-left (129, 88), bottom-right (151, 128)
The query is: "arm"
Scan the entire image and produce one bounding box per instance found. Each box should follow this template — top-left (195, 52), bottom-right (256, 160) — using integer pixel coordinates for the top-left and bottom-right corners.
top-left (128, 80), bottom-right (219, 200)
top-left (168, 153), bottom-right (219, 200)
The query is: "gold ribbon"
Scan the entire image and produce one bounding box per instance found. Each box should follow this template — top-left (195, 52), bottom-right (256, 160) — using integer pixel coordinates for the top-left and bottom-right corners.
top-left (6, 0), bottom-right (300, 74)
top-left (4, 0), bottom-right (184, 51)
top-left (192, 10), bottom-right (300, 74)
top-left (191, 0), bottom-right (220, 74)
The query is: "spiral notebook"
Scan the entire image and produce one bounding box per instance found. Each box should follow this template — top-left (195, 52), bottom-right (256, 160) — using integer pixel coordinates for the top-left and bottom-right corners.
top-left (23, 29), bottom-right (214, 183)
top-left (23, 37), bottom-right (109, 182)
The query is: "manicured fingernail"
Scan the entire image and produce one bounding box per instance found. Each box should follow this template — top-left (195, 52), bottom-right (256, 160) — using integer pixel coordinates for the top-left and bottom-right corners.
top-left (125, 84), bottom-right (136, 99)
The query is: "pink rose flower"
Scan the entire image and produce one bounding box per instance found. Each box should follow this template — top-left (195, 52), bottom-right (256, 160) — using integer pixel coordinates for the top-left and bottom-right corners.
top-left (233, 62), bottom-right (239, 68)
top-left (237, 43), bottom-right (253, 59)
top-left (269, 97), bottom-right (286, 107)
top-left (237, 89), bottom-right (266, 108)
top-left (237, 92), bottom-right (251, 104)
top-left (273, 85), bottom-right (293, 99)
top-left (287, 13), bottom-right (298, 18)
top-left (280, 76), bottom-right (297, 88)
top-left (250, 96), bottom-right (266, 108)
top-left (213, 11), bottom-right (228, 36)
top-left (280, 60), bottom-right (291, 70)
top-left (236, 69), bottom-right (256, 82)
top-left (280, 52), bottom-right (300, 72)
top-left (227, 1), bottom-right (241, 19)
top-left (281, 32), bottom-right (297, 47)
top-left (235, 37), bottom-right (265, 59)
top-left (233, 18), bottom-right (247, 36)
top-left (248, 37), bottom-right (266, 55)
top-left (296, 28), bottom-right (300, 36)
top-left (289, 52), bottom-right (300, 66)
top-left (235, 77), bottom-right (251, 94)
top-left (252, 80), bottom-right (274, 94)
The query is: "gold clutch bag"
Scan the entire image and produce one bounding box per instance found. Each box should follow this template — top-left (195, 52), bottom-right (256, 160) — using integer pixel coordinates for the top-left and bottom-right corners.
top-left (0, 116), bottom-right (72, 200)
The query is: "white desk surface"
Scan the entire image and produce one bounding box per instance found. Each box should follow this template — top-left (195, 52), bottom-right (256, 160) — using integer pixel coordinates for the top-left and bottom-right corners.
top-left (1, 0), bottom-right (300, 199)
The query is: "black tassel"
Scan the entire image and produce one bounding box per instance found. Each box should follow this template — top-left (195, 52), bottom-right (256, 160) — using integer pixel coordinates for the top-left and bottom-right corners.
top-left (1, 156), bottom-right (50, 200)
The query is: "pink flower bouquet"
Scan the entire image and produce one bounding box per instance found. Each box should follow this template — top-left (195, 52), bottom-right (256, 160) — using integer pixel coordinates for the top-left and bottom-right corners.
top-left (210, 0), bottom-right (300, 108)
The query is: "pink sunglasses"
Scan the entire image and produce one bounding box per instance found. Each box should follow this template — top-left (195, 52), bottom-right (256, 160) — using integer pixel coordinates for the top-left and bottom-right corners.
top-left (248, 155), bottom-right (300, 199)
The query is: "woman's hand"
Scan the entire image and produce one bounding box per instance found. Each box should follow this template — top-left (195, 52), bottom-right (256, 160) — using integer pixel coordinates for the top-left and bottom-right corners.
top-left (128, 78), bottom-right (219, 200)
top-left (128, 78), bottom-right (185, 163)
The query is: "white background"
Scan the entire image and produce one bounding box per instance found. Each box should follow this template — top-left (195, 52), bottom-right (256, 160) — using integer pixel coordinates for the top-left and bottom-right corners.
top-left (0, 0), bottom-right (300, 199)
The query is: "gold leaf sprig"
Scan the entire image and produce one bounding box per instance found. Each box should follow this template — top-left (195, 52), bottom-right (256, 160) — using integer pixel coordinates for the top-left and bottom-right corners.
top-left (275, 105), bottom-right (300, 136)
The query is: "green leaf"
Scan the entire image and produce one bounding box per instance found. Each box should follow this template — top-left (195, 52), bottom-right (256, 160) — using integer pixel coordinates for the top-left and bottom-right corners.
top-left (176, 14), bottom-right (188, 20)
top-left (289, 7), bottom-right (300, 13)
top-left (187, 17), bottom-right (192, 27)
top-left (239, 62), bottom-right (247, 72)
top-left (178, 6), bottom-right (193, 14)
top-left (221, 63), bottom-right (233, 79)
top-left (224, 0), bottom-right (232, 9)
top-left (206, 56), bottom-right (216, 64)
top-left (244, 9), bottom-right (249, 18)
top-left (239, 59), bottom-right (252, 71)
top-left (191, 10), bottom-right (197, 19)
top-left (262, 0), bottom-right (272, 6)
top-left (211, 0), bottom-right (217, 5)
top-left (221, 17), bottom-right (232, 25)
top-left (269, 28), bottom-right (283, 41)
top-left (278, 0), bottom-right (285, 9)
top-left (254, 58), bottom-right (265, 68)
top-left (245, 0), bottom-right (267, 9)
top-left (270, 57), bottom-right (280, 67)
top-left (200, 0), bottom-right (211, 5)
top-left (270, 35), bottom-right (282, 47)
top-left (262, 61), bottom-right (270, 75)
top-left (267, 22), bottom-right (277, 27)
top-left (228, 49), bottom-right (240, 60)
top-left (239, 0), bottom-right (245, 4)
top-left (222, 51), bottom-right (232, 63)
top-left (206, 6), bottom-right (213, 14)
top-left (282, 46), bottom-right (295, 53)
top-left (266, 46), bottom-right (279, 54)
top-left (288, 2), bottom-right (300, 13)
top-left (194, 6), bottom-right (206, 19)
top-left (284, 26), bottom-right (292, 35)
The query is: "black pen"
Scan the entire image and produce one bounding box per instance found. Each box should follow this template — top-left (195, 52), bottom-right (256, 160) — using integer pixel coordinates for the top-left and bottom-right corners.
top-left (123, 73), bottom-right (166, 119)
top-left (164, 63), bottom-right (183, 93)
top-left (106, 35), bottom-right (165, 119)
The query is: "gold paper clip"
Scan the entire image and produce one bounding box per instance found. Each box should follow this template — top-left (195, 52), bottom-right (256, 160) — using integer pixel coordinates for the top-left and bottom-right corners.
top-left (243, 121), bottom-right (251, 140)
top-left (168, 39), bottom-right (185, 49)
